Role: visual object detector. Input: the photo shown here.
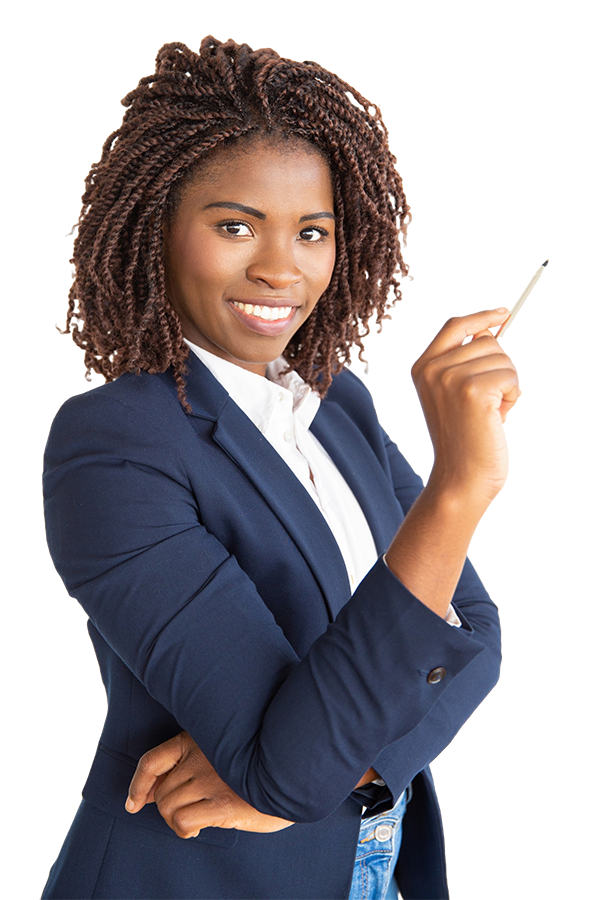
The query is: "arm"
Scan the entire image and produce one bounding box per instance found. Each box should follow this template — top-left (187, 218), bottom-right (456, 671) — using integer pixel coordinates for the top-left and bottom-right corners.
top-left (386, 308), bottom-right (517, 616)
top-left (125, 731), bottom-right (377, 839)
top-left (126, 312), bottom-right (514, 833)
top-left (127, 440), bottom-right (501, 836)
top-left (124, 489), bottom-right (493, 835)
top-left (360, 311), bottom-right (510, 802)
top-left (45, 310), bottom-right (512, 824)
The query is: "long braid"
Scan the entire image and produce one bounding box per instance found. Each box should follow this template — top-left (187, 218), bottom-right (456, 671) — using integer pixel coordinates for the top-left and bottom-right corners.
top-left (66, 36), bottom-right (410, 404)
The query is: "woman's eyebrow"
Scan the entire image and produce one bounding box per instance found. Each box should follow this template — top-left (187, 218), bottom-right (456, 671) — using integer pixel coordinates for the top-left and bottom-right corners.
top-left (203, 202), bottom-right (335, 224)
top-left (203, 201), bottom-right (266, 220)
top-left (299, 212), bottom-right (335, 223)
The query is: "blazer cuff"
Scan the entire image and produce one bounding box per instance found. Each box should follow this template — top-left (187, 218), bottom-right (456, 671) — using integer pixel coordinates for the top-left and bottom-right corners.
top-left (382, 553), bottom-right (461, 627)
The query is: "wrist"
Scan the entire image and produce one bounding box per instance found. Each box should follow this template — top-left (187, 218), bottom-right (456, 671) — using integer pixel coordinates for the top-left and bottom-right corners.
top-left (355, 767), bottom-right (379, 788)
top-left (385, 475), bottom-right (489, 618)
top-left (426, 464), bottom-right (500, 521)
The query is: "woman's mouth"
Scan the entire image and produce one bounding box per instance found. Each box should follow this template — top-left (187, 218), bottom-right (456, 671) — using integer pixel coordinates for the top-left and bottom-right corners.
top-left (231, 301), bottom-right (293, 321)
top-left (228, 300), bottom-right (297, 336)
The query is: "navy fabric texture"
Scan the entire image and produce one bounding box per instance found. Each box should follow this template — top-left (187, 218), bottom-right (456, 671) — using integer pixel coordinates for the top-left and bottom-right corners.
top-left (42, 356), bottom-right (501, 899)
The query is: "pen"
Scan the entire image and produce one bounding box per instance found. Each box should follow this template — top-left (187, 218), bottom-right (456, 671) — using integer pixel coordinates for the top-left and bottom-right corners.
top-left (496, 266), bottom-right (544, 339)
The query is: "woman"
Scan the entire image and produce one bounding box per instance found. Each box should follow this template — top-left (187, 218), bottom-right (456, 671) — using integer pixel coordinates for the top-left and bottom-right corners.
top-left (42, 36), bottom-right (516, 900)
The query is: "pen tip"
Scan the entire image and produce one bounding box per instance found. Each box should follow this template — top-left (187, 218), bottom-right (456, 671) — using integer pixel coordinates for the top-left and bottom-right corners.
top-left (542, 259), bottom-right (549, 266)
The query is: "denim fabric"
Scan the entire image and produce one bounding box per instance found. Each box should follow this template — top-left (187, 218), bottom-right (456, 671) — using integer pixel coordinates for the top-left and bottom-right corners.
top-left (349, 787), bottom-right (408, 900)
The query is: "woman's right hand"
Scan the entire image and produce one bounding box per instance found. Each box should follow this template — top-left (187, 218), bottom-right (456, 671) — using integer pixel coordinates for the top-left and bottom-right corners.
top-left (411, 308), bottom-right (519, 508)
top-left (385, 308), bottom-right (519, 619)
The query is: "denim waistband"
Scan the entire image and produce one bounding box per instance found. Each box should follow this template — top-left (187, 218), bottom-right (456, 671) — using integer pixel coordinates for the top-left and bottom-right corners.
top-left (350, 785), bottom-right (410, 900)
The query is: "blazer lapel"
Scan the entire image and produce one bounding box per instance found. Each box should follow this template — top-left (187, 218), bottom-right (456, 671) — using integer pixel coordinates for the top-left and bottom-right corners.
top-left (171, 354), bottom-right (351, 621)
top-left (310, 398), bottom-right (404, 554)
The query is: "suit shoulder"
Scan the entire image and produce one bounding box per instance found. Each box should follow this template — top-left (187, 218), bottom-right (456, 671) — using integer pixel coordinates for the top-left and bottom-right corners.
top-left (45, 371), bottom-right (186, 462)
top-left (325, 367), bottom-right (379, 419)
top-left (327, 366), bottom-right (376, 400)
top-left (54, 370), bottom-right (176, 418)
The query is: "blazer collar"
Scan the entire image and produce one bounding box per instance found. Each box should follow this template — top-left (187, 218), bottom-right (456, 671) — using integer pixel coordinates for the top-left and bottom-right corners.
top-left (169, 350), bottom-right (231, 422)
top-left (161, 354), bottom-right (351, 620)
top-left (310, 396), bottom-right (403, 554)
top-left (159, 355), bottom-right (403, 618)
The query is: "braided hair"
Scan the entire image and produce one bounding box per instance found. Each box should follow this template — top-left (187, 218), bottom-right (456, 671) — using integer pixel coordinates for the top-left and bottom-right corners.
top-left (66, 36), bottom-right (411, 404)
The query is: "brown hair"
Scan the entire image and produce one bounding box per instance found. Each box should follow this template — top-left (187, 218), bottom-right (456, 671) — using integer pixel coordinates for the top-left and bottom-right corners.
top-left (65, 36), bottom-right (411, 405)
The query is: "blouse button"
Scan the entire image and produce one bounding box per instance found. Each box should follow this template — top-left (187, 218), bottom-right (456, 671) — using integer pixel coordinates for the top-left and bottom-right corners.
top-left (284, 431), bottom-right (293, 443)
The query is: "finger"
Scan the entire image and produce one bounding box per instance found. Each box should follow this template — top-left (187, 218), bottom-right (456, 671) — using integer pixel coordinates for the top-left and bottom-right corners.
top-left (419, 309), bottom-right (510, 364)
top-left (151, 756), bottom-right (210, 807)
top-left (440, 352), bottom-right (518, 384)
top-left (499, 387), bottom-right (523, 423)
top-left (422, 338), bottom-right (515, 379)
top-left (459, 368), bottom-right (520, 412)
top-left (462, 328), bottom-right (496, 345)
top-left (472, 328), bottom-right (494, 340)
top-left (494, 316), bottom-right (515, 338)
top-left (126, 734), bottom-right (184, 813)
top-left (168, 799), bottom-right (294, 839)
top-left (170, 799), bottom-right (227, 840)
top-left (146, 772), bottom-right (168, 804)
top-left (154, 770), bottom-right (211, 812)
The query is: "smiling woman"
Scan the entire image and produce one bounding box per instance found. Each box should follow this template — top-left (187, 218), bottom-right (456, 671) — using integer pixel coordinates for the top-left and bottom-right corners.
top-left (163, 139), bottom-right (337, 375)
top-left (42, 35), bottom-right (516, 900)
top-left (62, 36), bottom-right (409, 410)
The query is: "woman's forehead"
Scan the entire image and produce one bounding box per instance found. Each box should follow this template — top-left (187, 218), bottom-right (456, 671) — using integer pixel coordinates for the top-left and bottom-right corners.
top-left (174, 138), bottom-right (334, 217)
top-left (166, 132), bottom-right (331, 219)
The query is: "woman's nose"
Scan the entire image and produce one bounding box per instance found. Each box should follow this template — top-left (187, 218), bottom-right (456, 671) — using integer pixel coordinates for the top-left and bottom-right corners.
top-left (246, 240), bottom-right (302, 291)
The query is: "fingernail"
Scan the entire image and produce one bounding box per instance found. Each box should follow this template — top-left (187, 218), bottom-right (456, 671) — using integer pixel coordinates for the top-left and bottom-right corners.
top-left (125, 798), bottom-right (135, 812)
top-left (495, 307), bottom-right (509, 313)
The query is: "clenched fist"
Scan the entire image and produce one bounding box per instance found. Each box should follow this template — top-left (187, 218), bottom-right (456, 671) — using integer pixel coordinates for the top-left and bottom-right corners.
top-left (412, 308), bottom-right (519, 506)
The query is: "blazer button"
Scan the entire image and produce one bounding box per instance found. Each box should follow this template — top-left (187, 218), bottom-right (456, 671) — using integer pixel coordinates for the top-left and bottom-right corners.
top-left (427, 667), bottom-right (446, 684)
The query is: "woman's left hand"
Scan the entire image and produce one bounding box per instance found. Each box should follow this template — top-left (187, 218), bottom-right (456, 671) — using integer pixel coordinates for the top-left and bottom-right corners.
top-left (126, 731), bottom-right (294, 839)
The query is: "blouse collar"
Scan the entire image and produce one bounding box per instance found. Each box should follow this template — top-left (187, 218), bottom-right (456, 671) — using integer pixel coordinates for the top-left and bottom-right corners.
top-left (184, 340), bottom-right (321, 435)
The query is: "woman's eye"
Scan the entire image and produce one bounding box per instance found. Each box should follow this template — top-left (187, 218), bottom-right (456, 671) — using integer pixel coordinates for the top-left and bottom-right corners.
top-left (298, 226), bottom-right (328, 242)
top-left (219, 221), bottom-right (253, 237)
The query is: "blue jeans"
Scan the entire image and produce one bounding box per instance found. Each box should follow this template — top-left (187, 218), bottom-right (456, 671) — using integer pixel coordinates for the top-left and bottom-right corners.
top-left (349, 787), bottom-right (409, 900)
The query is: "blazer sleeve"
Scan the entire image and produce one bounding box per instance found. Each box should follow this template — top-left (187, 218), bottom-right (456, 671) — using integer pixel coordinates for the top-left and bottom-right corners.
top-left (368, 429), bottom-right (502, 804)
top-left (43, 384), bottom-right (493, 824)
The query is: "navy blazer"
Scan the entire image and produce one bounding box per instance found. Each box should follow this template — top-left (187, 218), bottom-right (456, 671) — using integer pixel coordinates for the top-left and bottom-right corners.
top-left (42, 354), bottom-right (501, 900)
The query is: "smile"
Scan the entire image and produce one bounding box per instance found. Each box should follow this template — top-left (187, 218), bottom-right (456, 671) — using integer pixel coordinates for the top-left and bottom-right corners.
top-left (231, 301), bottom-right (294, 321)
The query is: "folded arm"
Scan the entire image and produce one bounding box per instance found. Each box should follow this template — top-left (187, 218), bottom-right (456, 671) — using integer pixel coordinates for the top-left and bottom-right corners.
top-left (44, 311), bottom-right (511, 825)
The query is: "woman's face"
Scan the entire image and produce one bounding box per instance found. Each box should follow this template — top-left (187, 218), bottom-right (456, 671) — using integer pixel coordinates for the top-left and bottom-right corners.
top-left (163, 139), bottom-right (336, 376)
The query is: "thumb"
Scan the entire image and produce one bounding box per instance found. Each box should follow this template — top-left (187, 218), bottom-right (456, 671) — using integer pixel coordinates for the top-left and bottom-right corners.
top-left (126, 734), bottom-right (185, 813)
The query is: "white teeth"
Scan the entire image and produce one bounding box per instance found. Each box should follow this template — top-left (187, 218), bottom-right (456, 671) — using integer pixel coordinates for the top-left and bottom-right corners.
top-left (232, 302), bottom-right (293, 321)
